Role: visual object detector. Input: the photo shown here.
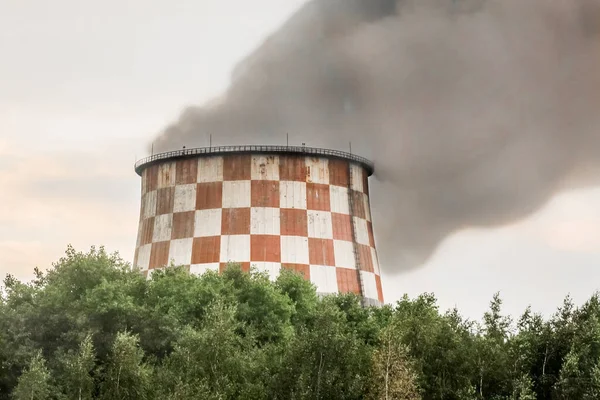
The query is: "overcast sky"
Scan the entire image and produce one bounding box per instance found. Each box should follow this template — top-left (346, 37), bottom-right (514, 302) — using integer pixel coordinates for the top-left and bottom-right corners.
top-left (1, 0), bottom-right (599, 320)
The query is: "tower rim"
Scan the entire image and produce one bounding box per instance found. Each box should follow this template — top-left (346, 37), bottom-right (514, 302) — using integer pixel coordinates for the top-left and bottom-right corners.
top-left (134, 144), bottom-right (375, 176)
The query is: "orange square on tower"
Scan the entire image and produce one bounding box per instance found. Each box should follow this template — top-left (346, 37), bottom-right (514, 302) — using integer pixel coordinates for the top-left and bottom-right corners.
top-left (279, 156), bottom-right (307, 182)
top-left (192, 236), bottom-right (221, 264)
top-left (280, 208), bottom-right (308, 237)
top-left (331, 213), bottom-right (352, 242)
top-left (176, 158), bottom-right (198, 185)
top-left (220, 262), bottom-right (251, 273)
top-left (140, 217), bottom-right (155, 245)
top-left (281, 263), bottom-right (310, 279)
top-left (350, 190), bottom-right (366, 219)
top-left (362, 172), bottom-right (370, 195)
top-left (223, 154), bottom-right (251, 181)
top-left (251, 235), bottom-right (281, 262)
top-left (156, 187), bottom-right (175, 215)
top-left (367, 222), bottom-right (376, 247)
top-left (306, 183), bottom-right (330, 211)
top-left (357, 244), bottom-right (374, 273)
top-left (308, 238), bottom-right (335, 266)
top-left (336, 268), bottom-right (361, 295)
top-left (221, 208), bottom-right (251, 235)
top-left (144, 165), bottom-right (159, 193)
top-left (251, 180), bottom-right (280, 208)
top-left (172, 211), bottom-right (195, 239)
top-left (196, 182), bottom-right (223, 210)
top-left (375, 275), bottom-right (384, 303)
top-left (328, 159), bottom-right (349, 187)
top-left (150, 241), bottom-right (170, 269)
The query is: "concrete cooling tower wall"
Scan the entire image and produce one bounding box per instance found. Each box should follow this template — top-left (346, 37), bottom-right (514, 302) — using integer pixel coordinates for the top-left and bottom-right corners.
top-left (134, 145), bottom-right (383, 306)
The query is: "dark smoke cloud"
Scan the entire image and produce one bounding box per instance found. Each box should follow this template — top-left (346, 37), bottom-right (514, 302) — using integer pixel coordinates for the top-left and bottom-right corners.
top-left (152, 0), bottom-right (600, 272)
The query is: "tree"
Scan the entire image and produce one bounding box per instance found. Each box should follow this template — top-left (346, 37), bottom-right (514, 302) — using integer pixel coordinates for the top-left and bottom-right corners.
top-left (272, 299), bottom-right (371, 400)
top-left (554, 348), bottom-right (582, 399)
top-left (584, 364), bottom-right (600, 400)
top-left (8, 245), bottom-right (600, 399)
top-left (539, 296), bottom-right (576, 397)
top-left (155, 299), bottom-right (267, 399)
top-left (474, 293), bottom-right (512, 399)
top-left (60, 334), bottom-right (96, 400)
top-left (12, 351), bottom-right (52, 400)
top-left (330, 293), bottom-right (382, 345)
top-left (511, 374), bottom-right (536, 400)
top-left (508, 307), bottom-right (545, 398)
top-left (554, 295), bottom-right (600, 399)
top-left (222, 265), bottom-right (294, 345)
top-left (275, 268), bottom-right (318, 325)
top-left (100, 332), bottom-right (151, 400)
top-left (368, 324), bottom-right (421, 400)
top-left (392, 294), bottom-right (476, 399)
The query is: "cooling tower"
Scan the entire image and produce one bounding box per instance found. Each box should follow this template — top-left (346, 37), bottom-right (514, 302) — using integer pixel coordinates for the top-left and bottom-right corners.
top-left (133, 145), bottom-right (383, 306)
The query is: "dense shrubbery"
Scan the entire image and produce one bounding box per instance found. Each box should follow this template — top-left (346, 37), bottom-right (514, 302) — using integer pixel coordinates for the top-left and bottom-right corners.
top-left (1, 246), bottom-right (600, 399)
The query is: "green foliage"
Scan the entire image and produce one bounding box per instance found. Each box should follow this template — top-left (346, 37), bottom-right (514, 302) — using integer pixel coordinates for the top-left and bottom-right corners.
top-left (392, 294), bottom-right (476, 399)
top-left (271, 298), bottom-right (372, 399)
top-left (223, 265), bottom-right (294, 344)
top-left (511, 374), bottom-right (536, 400)
top-left (1, 246), bottom-right (600, 400)
top-left (475, 293), bottom-right (513, 399)
top-left (156, 300), bottom-right (267, 399)
top-left (368, 324), bottom-right (421, 400)
top-left (275, 268), bottom-right (318, 325)
top-left (12, 351), bottom-right (52, 400)
top-left (100, 332), bottom-right (151, 400)
top-left (59, 334), bottom-right (96, 400)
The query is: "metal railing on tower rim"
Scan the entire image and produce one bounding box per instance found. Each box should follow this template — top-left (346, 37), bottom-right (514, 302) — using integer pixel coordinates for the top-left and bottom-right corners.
top-left (134, 144), bottom-right (375, 176)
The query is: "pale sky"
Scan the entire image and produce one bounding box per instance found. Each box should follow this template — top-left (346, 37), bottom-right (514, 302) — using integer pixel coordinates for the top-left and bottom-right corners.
top-left (1, 0), bottom-right (599, 320)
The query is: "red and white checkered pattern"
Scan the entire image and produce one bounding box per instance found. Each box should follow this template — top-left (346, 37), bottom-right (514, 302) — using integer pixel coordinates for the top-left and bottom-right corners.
top-left (134, 154), bottom-right (384, 304)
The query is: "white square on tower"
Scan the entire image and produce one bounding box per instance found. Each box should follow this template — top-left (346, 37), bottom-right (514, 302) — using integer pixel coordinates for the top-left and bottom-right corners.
top-left (334, 240), bottom-right (356, 270)
top-left (252, 262), bottom-right (281, 281)
top-left (190, 263), bottom-right (220, 276)
top-left (168, 238), bottom-right (193, 266)
top-left (360, 271), bottom-right (378, 300)
top-left (353, 217), bottom-right (370, 246)
top-left (310, 265), bottom-right (338, 294)
top-left (222, 181), bottom-right (251, 208)
top-left (280, 236), bottom-right (309, 265)
top-left (307, 210), bottom-right (333, 239)
top-left (371, 247), bottom-right (381, 275)
top-left (194, 209), bottom-right (222, 237)
top-left (306, 157), bottom-right (330, 184)
top-left (280, 181), bottom-right (307, 209)
top-left (136, 244), bottom-right (152, 271)
top-left (350, 164), bottom-right (364, 193)
top-left (363, 194), bottom-right (372, 222)
top-left (142, 191), bottom-right (157, 218)
top-left (329, 186), bottom-right (350, 215)
top-left (251, 155), bottom-right (280, 180)
top-left (173, 184), bottom-right (197, 213)
top-left (251, 207), bottom-right (280, 235)
top-left (153, 214), bottom-right (173, 242)
top-left (220, 235), bottom-right (251, 262)
top-left (157, 162), bottom-right (176, 188)
top-left (197, 156), bottom-right (224, 183)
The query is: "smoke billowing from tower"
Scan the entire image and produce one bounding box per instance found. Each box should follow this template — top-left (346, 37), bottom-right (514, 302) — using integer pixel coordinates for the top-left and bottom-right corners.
top-left (151, 0), bottom-right (600, 271)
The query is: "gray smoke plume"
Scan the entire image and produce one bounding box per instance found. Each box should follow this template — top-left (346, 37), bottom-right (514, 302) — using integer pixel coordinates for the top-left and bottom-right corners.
top-left (152, 0), bottom-right (600, 272)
